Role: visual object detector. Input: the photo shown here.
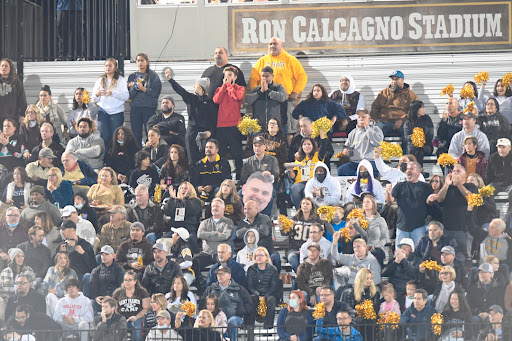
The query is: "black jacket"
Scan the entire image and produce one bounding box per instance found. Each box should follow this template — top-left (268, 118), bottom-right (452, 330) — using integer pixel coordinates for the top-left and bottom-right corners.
top-left (177, 327), bottom-right (222, 341)
top-left (485, 151), bottom-right (512, 187)
top-left (288, 135), bottom-right (334, 165)
top-left (30, 140), bottom-right (65, 169)
top-left (237, 213), bottom-right (274, 253)
top-left (16, 241), bottom-right (52, 279)
top-left (91, 312), bottom-right (128, 341)
top-left (191, 154), bottom-right (231, 190)
top-left (147, 111), bottom-right (186, 147)
top-left (382, 254), bottom-right (420, 295)
top-left (467, 279), bottom-right (506, 315)
top-left (436, 114), bottom-right (462, 153)
top-left (5, 289), bottom-right (46, 320)
top-left (141, 258), bottom-right (183, 295)
top-left (89, 260), bottom-right (125, 299)
top-left (164, 197), bottom-right (202, 234)
top-left (126, 200), bottom-right (164, 235)
top-left (59, 237), bottom-right (96, 279)
top-left (6, 311), bottom-right (62, 341)
top-left (247, 263), bottom-right (279, 298)
top-left (201, 279), bottom-right (253, 319)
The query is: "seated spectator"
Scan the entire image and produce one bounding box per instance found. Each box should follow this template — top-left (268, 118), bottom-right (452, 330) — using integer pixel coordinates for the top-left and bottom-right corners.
top-left (314, 285), bottom-right (355, 341)
top-left (72, 193), bottom-right (99, 233)
top-left (57, 220), bottom-right (96, 280)
top-left (36, 85), bottom-right (66, 142)
top-left (481, 255), bottom-right (508, 288)
top-left (305, 161), bottom-right (342, 207)
top-left (1, 207), bottom-right (30, 253)
top-left (288, 117), bottom-right (312, 162)
top-left (90, 296), bottom-right (127, 341)
top-left (146, 309), bottom-right (180, 341)
top-left (61, 205), bottom-right (96, 248)
top-left (0, 118), bottom-right (25, 172)
top-left (404, 100), bottom-right (434, 167)
top-left (333, 221), bottom-right (363, 255)
top-left (477, 304), bottom-right (511, 341)
top-left (162, 181), bottom-right (202, 252)
top-left (440, 290), bottom-right (472, 340)
top-left (206, 244), bottom-right (246, 289)
top-left (112, 271), bottom-right (151, 341)
top-left (19, 105), bottom-right (43, 153)
top-left (126, 185), bottom-right (163, 244)
top-left (480, 218), bottom-right (512, 266)
top-left (143, 126), bottom-right (169, 169)
top-left (147, 96), bottom-right (186, 148)
top-left (46, 167), bottom-right (73, 207)
top-left (87, 167), bottom-right (124, 208)
top-left (27, 122), bottom-right (65, 170)
top-left (457, 136), bottom-right (487, 181)
top-left (331, 237), bottom-right (381, 289)
top-left (467, 173), bottom-right (497, 230)
top-left (142, 243), bottom-right (182, 295)
top-left (25, 147), bottom-right (55, 186)
top-left (34, 211), bottom-right (61, 258)
top-left (205, 294), bottom-right (228, 338)
top-left (247, 247), bottom-right (280, 329)
top-left (2, 167), bottom-right (30, 209)
top-left (205, 179), bottom-right (244, 228)
top-left (449, 111), bottom-right (490, 159)
top-left (5, 304), bottom-right (62, 341)
top-left (379, 283), bottom-right (401, 315)
top-left (191, 139), bottom-right (231, 202)
top-left (116, 222), bottom-right (154, 276)
top-left (105, 126), bottom-right (140, 184)
top-left (414, 221), bottom-right (461, 264)
top-left (486, 138), bottom-right (512, 193)
top-left (61, 152), bottom-right (98, 191)
top-left (53, 279), bottom-right (93, 341)
top-left (382, 238), bottom-right (419, 307)
top-left (98, 205), bottom-right (131, 251)
top-left (5, 275), bottom-right (45, 321)
top-left (67, 87), bottom-right (99, 140)
top-left (179, 309), bottom-right (224, 341)
top-left (167, 228), bottom-right (194, 287)
top-left (166, 276), bottom-right (197, 329)
top-left (277, 290), bottom-right (313, 341)
top-left (246, 66), bottom-right (287, 127)
top-left (16, 226), bottom-right (52, 282)
top-left (0, 249), bottom-right (36, 303)
top-left (436, 97), bottom-right (462, 157)
top-left (478, 98), bottom-right (511, 154)
top-left (142, 293), bottom-right (169, 336)
top-left (468, 263), bottom-right (506, 324)
top-left (299, 223), bottom-right (332, 264)
top-left (345, 160), bottom-right (385, 204)
top-left (370, 70), bottom-right (418, 153)
top-left (431, 265), bottom-right (463, 313)
top-left (337, 108), bottom-right (383, 176)
top-left (159, 144), bottom-right (190, 196)
top-left (194, 198), bottom-right (234, 272)
top-left (236, 229), bottom-right (259, 272)
top-left (87, 245), bottom-right (125, 313)
top-left (65, 117), bottom-right (105, 170)
top-left (42, 251), bottom-right (78, 317)
top-left (297, 242), bottom-right (333, 305)
top-left (330, 74), bottom-right (366, 134)
top-left (325, 206), bottom-right (346, 242)
top-left (252, 118), bottom-right (289, 176)
top-left (201, 265), bottom-right (253, 341)
top-left (404, 280), bottom-right (418, 311)
top-left (240, 135), bottom-right (280, 188)
top-left (399, 289), bottom-right (436, 341)
top-left (128, 150), bottom-right (159, 196)
top-left (439, 246), bottom-right (468, 289)
top-left (292, 83), bottom-right (345, 128)
top-left (332, 310), bottom-right (363, 341)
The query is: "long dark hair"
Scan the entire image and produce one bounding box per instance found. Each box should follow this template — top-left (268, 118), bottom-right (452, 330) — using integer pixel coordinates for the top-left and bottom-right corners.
top-left (443, 289), bottom-right (472, 320)
top-left (100, 58), bottom-right (121, 90)
top-left (162, 144), bottom-right (189, 178)
top-left (407, 100), bottom-right (425, 126)
top-left (72, 88), bottom-right (87, 110)
top-left (297, 137), bottom-right (318, 161)
top-left (306, 84), bottom-right (329, 103)
top-left (493, 79), bottom-right (512, 97)
top-left (206, 294), bottom-right (221, 317)
top-left (135, 150), bottom-right (151, 168)
top-left (293, 197), bottom-right (318, 221)
top-left (108, 126), bottom-right (141, 157)
top-left (168, 276), bottom-right (190, 303)
top-left (12, 166), bottom-right (29, 184)
top-left (0, 58), bottom-right (18, 83)
top-left (118, 270), bottom-right (148, 297)
top-left (464, 81), bottom-right (479, 98)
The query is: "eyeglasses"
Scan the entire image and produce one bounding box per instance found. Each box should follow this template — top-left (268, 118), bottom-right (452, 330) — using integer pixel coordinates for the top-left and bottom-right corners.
top-left (440, 272), bottom-right (450, 275)
top-left (7, 214), bottom-right (20, 217)
top-left (48, 174), bottom-right (57, 178)
top-left (255, 254), bottom-right (266, 258)
top-left (319, 294), bottom-right (333, 297)
top-left (431, 180), bottom-right (440, 183)
top-left (124, 278), bottom-right (134, 282)
top-left (14, 315), bottom-right (27, 321)
top-left (15, 281), bottom-right (28, 286)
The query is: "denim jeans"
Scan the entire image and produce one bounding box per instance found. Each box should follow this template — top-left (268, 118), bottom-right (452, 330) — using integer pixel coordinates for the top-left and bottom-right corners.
top-left (130, 106), bottom-right (156, 147)
top-left (287, 249), bottom-right (300, 273)
top-left (226, 315), bottom-right (243, 340)
top-left (376, 121), bottom-right (407, 154)
top-left (98, 108), bottom-right (124, 151)
top-left (127, 317), bottom-right (144, 341)
top-left (290, 182), bottom-right (306, 209)
top-left (337, 160), bottom-right (379, 176)
top-left (396, 225), bottom-right (426, 247)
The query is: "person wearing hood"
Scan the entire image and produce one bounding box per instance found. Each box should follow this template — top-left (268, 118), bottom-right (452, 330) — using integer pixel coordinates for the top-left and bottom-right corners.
top-left (236, 229), bottom-right (259, 272)
top-left (292, 83), bottom-right (346, 126)
top-left (72, 192), bottom-right (98, 232)
top-left (371, 70), bottom-right (418, 154)
top-left (344, 159), bottom-right (385, 204)
top-left (305, 162), bottom-right (341, 207)
top-left (165, 69), bottom-right (217, 165)
top-left (53, 278), bottom-right (93, 341)
top-left (449, 111), bottom-right (490, 158)
top-left (146, 96), bottom-right (186, 149)
top-left (330, 74), bottom-right (367, 134)
top-left (65, 117), bottom-right (105, 170)
top-left (337, 108), bottom-right (383, 176)
top-left (20, 185), bottom-right (62, 226)
top-left (143, 126), bottom-right (170, 169)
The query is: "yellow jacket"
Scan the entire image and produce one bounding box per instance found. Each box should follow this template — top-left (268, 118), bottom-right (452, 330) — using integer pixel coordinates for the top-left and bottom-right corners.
top-left (248, 50), bottom-right (308, 96)
top-left (293, 152), bottom-right (320, 183)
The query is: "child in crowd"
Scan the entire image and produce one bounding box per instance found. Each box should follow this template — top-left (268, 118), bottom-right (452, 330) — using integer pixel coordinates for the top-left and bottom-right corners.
top-left (236, 229), bottom-right (259, 272)
top-left (379, 283), bottom-right (401, 315)
top-left (404, 280), bottom-right (418, 310)
top-left (325, 206), bottom-right (345, 242)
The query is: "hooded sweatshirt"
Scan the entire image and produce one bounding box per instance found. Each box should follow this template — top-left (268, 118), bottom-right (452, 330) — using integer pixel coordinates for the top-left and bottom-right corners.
top-left (236, 228), bottom-right (260, 272)
top-left (304, 162), bottom-right (342, 206)
top-left (65, 133), bottom-right (105, 169)
top-left (343, 121), bottom-right (383, 162)
top-left (329, 74), bottom-right (366, 119)
top-left (54, 292), bottom-right (94, 325)
top-left (448, 124), bottom-right (490, 158)
top-left (345, 159), bottom-right (385, 204)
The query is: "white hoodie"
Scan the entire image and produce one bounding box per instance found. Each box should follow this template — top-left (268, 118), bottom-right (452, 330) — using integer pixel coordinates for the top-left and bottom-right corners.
top-left (53, 292), bottom-right (94, 325)
top-left (304, 162), bottom-right (342, 206)
top-left (236, 229), bottom-right (260, 272)
top-left (345, 159), bottom-right (385, 204)
top-left (330, 74), bottom-right (366, 121)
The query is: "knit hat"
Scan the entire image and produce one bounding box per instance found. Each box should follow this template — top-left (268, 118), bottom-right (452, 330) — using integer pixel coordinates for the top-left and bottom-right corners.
top-left (196, 78), bottom-right (210, 92)
top-left (130, 222), bottom-right (145, 233)
top-left (8, 248), bottom-right (23, 262)
top-left (162, 95), bottom-right (175, 107)
top-left (30, 185), bottom-right (45, 196)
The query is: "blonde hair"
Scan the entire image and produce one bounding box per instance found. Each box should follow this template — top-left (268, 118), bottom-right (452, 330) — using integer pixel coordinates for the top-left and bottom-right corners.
top-left (193, 309), bottom-right (215, 328)
top-left (255, 246), bottom-right (271, 264)
top-left (216, 179), bottom-right (239, 203)
top-left (48, 167), bottom-right (63, 189)
top-left (439, 265), bottom-right (456, 282)
top-left (151, 293), bottom-right (167, 310)
top-left (353, 268), bottom-right (377, 302)
top-left (381, 283), bottom-right (396, 299)
top-left (363, 195), bottom-right (378, 215)
top-left (353, 238), bottom-right (367, 247)
top-left (177, 181), bottom-right (198, 200)
top-left (98, 167), bottom-right (118, 185)
top-left (24, 105), bottom-right (43, 126)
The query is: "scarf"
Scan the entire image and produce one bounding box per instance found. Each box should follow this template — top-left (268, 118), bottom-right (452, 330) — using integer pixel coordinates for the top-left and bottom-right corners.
top-left (435, 281), bottom-right (455, 312)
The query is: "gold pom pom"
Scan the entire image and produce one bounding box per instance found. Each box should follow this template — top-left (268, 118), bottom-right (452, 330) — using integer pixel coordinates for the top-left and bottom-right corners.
top-left (378, 312), bottom-right (401, 330)
top-left (431, 313), bottom-right (444, 335)
top-left (437, 153), bottom-right (457, 167)
top-left (317, 206), bottom-right (335, 222)
top-left (466, 193), bottom-right (483, 207)
top-left (313, 302), bottom-right (326, 319)
top-left (153, 185), bottom-right (162, 204)
top-left (379, 142), bottom-right (403, 160)
top-left (257, 297), bottom-right (267, 317)
top-left (479, 185), bottom-right (495, 198)
top-left (311, 117), bottom-right (333, 139)
top-left (334, 151), bottom-right (344, 159)
top-left (237, 115), bottom-right (262, 136)
top-left (474, 71), bottom-right (489, 85)
top-left (347, 208), bottom-right (369, 230)
top-left (502, 73), bottom-right (512, 88)
top-left (440, 84), bottom-right (454, 97)
top-left (463, 101), bottom-right (476, 114)
top-left (82, 90), bottom-right (91, 104)
top-left (278, 215), bottom-right (294, 233)
top-left (421, 260), bottom-right (443, 272)
top-left (412, 127), bottom-right (426, 148)
top-left (181, 301), bottom-right (196, 317)
top-left (460, 84), bottom-right (475, 99)
top-left (355, 300), bottom-right (376, 320)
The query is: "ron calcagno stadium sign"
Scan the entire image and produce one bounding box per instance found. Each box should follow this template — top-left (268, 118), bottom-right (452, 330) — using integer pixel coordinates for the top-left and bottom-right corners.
top-left (228, 0), bottom-right (512, 55)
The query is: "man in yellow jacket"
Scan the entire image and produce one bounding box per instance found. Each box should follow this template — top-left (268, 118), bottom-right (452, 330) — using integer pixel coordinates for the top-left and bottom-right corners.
top-left (249, 37), bottom-right (308, 143)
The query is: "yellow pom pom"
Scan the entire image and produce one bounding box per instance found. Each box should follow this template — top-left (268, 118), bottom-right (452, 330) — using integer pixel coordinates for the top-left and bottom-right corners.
top-left (431, 313), bottom-right (444, 335)
top-left (463, 101), bottom-right (476, 114)
top-left (440, 84), bottom-right (454, 97)
top-left (82, 90), bottom-right (91, 104)
top-left (347, 208), bottom-right (370, 230)
top-left (257, 297), bottom-right (267, 317)
top-left (313, 302), bottom-right (326, 319)
top-left (421, 260), bottom-right (443, 272)
top-left (334, 151), bottom-right (344, 159)
top-left (437, 153), bottom-right (457, 167)
top-left (154, 185), bottom-right (162, 204)
top-left (181, 301), bottom-right (196, 317)
top-left (460, 84), bottom-right (475, 99)
top-left (355, 300), bottom-right (376, 320)
top-left (412, 127), bottom-right (426, 148)
top-left (278, 215), bottom-right (294, 233)
top-left (502, 73), bottom-right (512, 88)
top-left (317, 206), bottom-right (335, 222)
top-left (479, 185), bottom-right (495, 198)
top-left (311, 117), bottom-right (333, 138)
top-left (474, 71), bottom-right (489, 85)
top-left (237, 115), bottom-right (262, 136)
top-left (466, 193), bottom-right (483, 207)
top-left (378, 312), bottom-right (401, 330)
top-left (379, 142), bottom-right (403, 160)
top-left (339, 227), bottom-right (351, 242)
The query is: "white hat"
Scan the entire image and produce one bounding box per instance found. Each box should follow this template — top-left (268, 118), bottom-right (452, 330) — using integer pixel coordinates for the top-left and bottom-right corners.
top-left (171, 227), bottom-right (190, 241)
top-left (397, 238), bottom-right (415, 252)
top-left (61, 205), bottom-right (77, 218)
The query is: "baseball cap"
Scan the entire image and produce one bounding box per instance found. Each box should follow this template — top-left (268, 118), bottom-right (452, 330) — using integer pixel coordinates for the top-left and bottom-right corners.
top-left (463, 112), bottom-right (477, 120)
top-left (108, 205), bottom-right (126, 215)
top-left (130, 222), bottom-right (145, 233)
top-left (397, 238), bottom-right (415, 252)
top-left (100, 245), bottom-right (115, 255)
top-left (440, 246), bottom-right (455, 255)
top-left (61, 205), bottom-right (77, 218)
top-left (488, 305), bottom-right (503, 314)
top-left (39, 148), bottom-right (56, 159)
top-left (478, 263), bottom-right (494, 273)
top-left (307, 242), bottom-right (321, 251)
top-left (497, 138), bottom-right (511, 147)
top-left (59, 219), bottom-right (77, 230)
top-left (216, 265), bottom-right (231, 274)
top-left (152, 242), bottom-right (167, 252)
top-left (389, 70), bottom-right (404, 79)
top-left (156, 310), bottom-right (171, 319)
top-left (171, 227), bottom-right (190, 241)
top-left (253, 135), bottom-right (266, 145)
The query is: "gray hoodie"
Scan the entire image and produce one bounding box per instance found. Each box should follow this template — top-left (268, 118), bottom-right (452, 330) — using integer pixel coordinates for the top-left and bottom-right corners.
top-left (344, 120), bottom-right (383, 162)
top-left (65, 133), bottom-right (105, 169)
top-left (448, 125), bottom-right (490, 158)
top-left (331, 245), bottom-right (382, 285)
top-left (304, 162), bottom-right (341, 206)
top-left (236, 229), bottom-right (260, 272)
